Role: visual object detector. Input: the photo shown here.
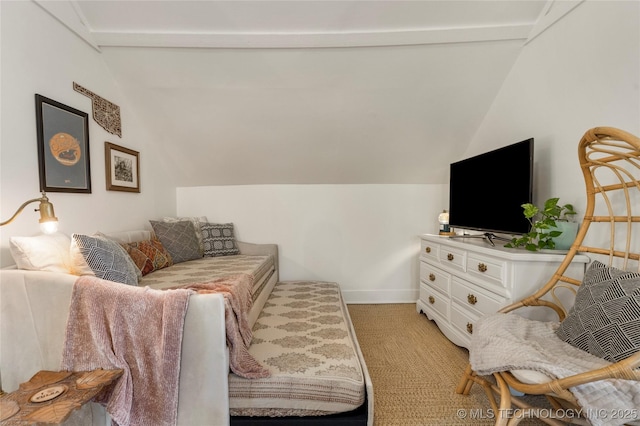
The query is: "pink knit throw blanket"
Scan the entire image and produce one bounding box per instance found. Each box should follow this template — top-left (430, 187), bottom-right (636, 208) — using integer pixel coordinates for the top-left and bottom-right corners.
top-left (61, 276), bottom-right (192, 426)
top-left (176, 274), bottom-right (271, 379)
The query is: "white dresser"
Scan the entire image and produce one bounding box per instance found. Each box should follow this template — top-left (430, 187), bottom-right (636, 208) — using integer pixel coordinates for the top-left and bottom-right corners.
top-left (416, 234), bottom-right (589, 349)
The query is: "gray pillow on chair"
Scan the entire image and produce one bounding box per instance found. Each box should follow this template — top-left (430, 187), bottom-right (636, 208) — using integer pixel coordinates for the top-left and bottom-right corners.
top-left (556, 260), bottom-right (640, 362)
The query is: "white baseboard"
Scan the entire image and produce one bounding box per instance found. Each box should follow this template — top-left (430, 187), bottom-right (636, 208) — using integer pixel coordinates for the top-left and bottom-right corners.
top-left (342, 289), bottom-right (419, 304)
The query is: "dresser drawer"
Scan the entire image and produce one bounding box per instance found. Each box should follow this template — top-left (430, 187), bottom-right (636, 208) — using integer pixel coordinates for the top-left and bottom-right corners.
top-left (438, 246), bottom-right (466, 272)
top-left (450, 303), bottom-right (479, 342)
top-left (419, 283), bottom-right (449, 319)
top-left (451, 277), bottom-right (506, 316)
top-left (467, 253), bottom-right (505, 292)
top-left (417, 234), bottom-right (589, 350)
top-left (420, 261), bottom-right (450, 294)
top-left (420, 239), bottom-right (439, 262)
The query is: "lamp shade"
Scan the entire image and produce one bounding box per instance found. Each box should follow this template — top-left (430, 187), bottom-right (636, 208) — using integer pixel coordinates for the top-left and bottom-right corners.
top-left (37, 197), bottom-right (58, 234)
top-left (1, 192), bottom-right (59, 233)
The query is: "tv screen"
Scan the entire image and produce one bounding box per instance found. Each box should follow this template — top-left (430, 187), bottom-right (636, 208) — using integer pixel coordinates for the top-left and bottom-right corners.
top-left (449, 138), bottom-right (533, 235)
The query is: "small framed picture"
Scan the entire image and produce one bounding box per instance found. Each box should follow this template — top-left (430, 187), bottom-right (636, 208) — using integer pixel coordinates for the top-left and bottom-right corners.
top-left (105, 142), bottom-right (140, 193)
top-left (35, 94), bottom-right (91, 193)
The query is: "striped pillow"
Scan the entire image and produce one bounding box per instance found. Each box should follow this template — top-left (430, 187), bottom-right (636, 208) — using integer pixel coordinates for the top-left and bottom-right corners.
top-left (71, 233), bottom-right (139, 286)
top-left (556, 261), bottom-right (640, 362)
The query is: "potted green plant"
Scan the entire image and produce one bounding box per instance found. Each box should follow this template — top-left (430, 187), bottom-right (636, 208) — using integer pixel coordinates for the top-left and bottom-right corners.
top-left (505, 198), bottom-right (578, 251)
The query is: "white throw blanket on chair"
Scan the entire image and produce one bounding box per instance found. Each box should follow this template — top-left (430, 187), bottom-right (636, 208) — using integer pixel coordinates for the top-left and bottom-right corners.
top-left (470, 313), bottom-right (640, 426)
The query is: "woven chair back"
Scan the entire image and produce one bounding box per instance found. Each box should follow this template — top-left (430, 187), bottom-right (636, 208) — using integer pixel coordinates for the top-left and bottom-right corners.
top-left (513, 127), bottom-right (640, 320)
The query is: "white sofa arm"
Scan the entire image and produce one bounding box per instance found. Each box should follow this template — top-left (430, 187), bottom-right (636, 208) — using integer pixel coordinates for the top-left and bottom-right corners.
top-left (177, 292), bottom-right (230, 426)
top-left (0, 270), bottom-right (76, 391)
top-left (0, 270), bottom-right (230, 426)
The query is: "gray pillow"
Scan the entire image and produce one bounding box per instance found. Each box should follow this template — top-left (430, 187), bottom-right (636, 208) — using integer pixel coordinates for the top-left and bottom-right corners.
top-left (72, 233), bottom-right (139, 286)
top-left (556, 260), bottom-right (640, 362)
top-left (201, 222), bottom-right (240, 257)
top-left (150, 220), bottom-right (202, 263)
top-left (162, 216), bottom-right (207, 252)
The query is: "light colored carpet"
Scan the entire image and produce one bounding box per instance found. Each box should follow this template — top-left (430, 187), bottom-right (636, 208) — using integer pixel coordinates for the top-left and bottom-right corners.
top-left (347, 303), bottom-right (547, 426)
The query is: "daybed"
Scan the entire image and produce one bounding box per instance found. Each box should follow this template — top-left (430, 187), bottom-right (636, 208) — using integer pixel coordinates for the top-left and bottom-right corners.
top-left (0, 219), bottom-right (373, 426)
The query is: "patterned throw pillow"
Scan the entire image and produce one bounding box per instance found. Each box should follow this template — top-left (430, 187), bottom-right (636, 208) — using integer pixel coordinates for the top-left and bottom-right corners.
top-left (556, 260), bottom-right (640, 362)
top-left (71, 233), bottom-right (139, 286)
top-left (201, 223), bottom-right (240, 257)
top-left (163, 216), bottom-right (207, 252)
top-left (121, 238), bottom-right (173, 276)
top-left (149, 220), bottom-right (202, 264)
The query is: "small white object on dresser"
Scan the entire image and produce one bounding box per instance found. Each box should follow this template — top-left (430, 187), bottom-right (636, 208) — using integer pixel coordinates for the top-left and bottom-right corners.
top-left (416, 234), bottom-right (590, 349)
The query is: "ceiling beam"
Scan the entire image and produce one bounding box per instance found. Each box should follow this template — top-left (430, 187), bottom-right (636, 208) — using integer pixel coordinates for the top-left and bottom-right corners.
top-left (526, 0), bottom-right (585, 45)
top-left (92, 25), bottom-right (533, 49)
top-left (33, 0), bottom-right (100, 52)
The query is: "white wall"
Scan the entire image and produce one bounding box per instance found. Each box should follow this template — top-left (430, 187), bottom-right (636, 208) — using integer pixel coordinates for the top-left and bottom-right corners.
top-left (3, 0), bottom-right (637, 291)
top-left (175, 1), bottom-right (640, 305)
top-left (0, 1), bottom-right (176, 266)
top-left (177, 184), bottom-right (446, 303)
top-left (466, 0), bottom-right (639, 215)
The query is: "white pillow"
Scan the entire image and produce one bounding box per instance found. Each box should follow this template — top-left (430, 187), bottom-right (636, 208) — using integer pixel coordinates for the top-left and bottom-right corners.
top-left (163, 216), bottom-right (208, 223)
top-left (9, 233), bottom-right (73, 273)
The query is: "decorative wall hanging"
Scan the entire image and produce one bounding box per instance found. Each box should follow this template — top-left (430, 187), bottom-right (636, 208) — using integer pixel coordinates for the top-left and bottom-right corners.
top-left (73, 82), bottom-right (122, 137)
top-left (105, 142), bottom-right (140, 193)
top-left (35, 94), bottom-right (91, 193)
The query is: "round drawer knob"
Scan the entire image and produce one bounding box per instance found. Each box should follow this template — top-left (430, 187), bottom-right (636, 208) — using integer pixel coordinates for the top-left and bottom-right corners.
top-left (467, 294), bottom-right (477, 305)
top-left (429, 273), bottom-right (436, 282)
top-left (447, 253), bottom-right (454, 261)
top-left (478, 263), bottom-right (488, 273)
top-left (425, 247), bottom-right (431, 254)
top-left (428, 296), bottom-right (435, 304)
top-left (466, 323), bottom-right (473, 334)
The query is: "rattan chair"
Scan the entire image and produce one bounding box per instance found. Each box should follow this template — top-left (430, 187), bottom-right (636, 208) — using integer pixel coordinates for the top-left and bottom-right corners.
top-left (456, 127), bottom-right (640, 426)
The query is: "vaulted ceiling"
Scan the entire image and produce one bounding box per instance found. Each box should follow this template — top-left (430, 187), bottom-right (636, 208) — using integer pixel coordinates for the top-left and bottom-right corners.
top-left (38, 1), bottom-right (570, 186)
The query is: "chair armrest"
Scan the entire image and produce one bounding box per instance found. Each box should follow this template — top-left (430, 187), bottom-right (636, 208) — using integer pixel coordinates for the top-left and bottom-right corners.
top-left (498, 298), bottom-right (565, 321)
top-left (502, 351), bottom-right (640, 397)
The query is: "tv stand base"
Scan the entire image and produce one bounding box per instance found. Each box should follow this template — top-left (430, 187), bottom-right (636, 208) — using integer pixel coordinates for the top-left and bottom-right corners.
top-left (448, 232), bottom-right (512, 247)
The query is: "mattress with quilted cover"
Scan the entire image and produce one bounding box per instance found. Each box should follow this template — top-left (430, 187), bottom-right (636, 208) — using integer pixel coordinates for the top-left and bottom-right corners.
top-left (229, 281), bottom-right (367, 417)
top-left (140, 254), bottom-right (276, 325)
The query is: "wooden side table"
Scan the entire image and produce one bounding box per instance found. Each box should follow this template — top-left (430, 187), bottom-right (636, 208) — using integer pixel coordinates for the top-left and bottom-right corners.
top-left (0, 369), bottom-right (122, 425)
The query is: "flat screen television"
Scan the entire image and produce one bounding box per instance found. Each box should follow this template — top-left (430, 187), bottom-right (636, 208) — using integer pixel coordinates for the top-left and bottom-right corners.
top-left (449, 138), bottom-right (534, 237)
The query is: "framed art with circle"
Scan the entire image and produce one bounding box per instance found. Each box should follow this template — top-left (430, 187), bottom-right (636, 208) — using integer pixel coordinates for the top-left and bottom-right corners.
top-left (35, 94), bottom-right (91, 193)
